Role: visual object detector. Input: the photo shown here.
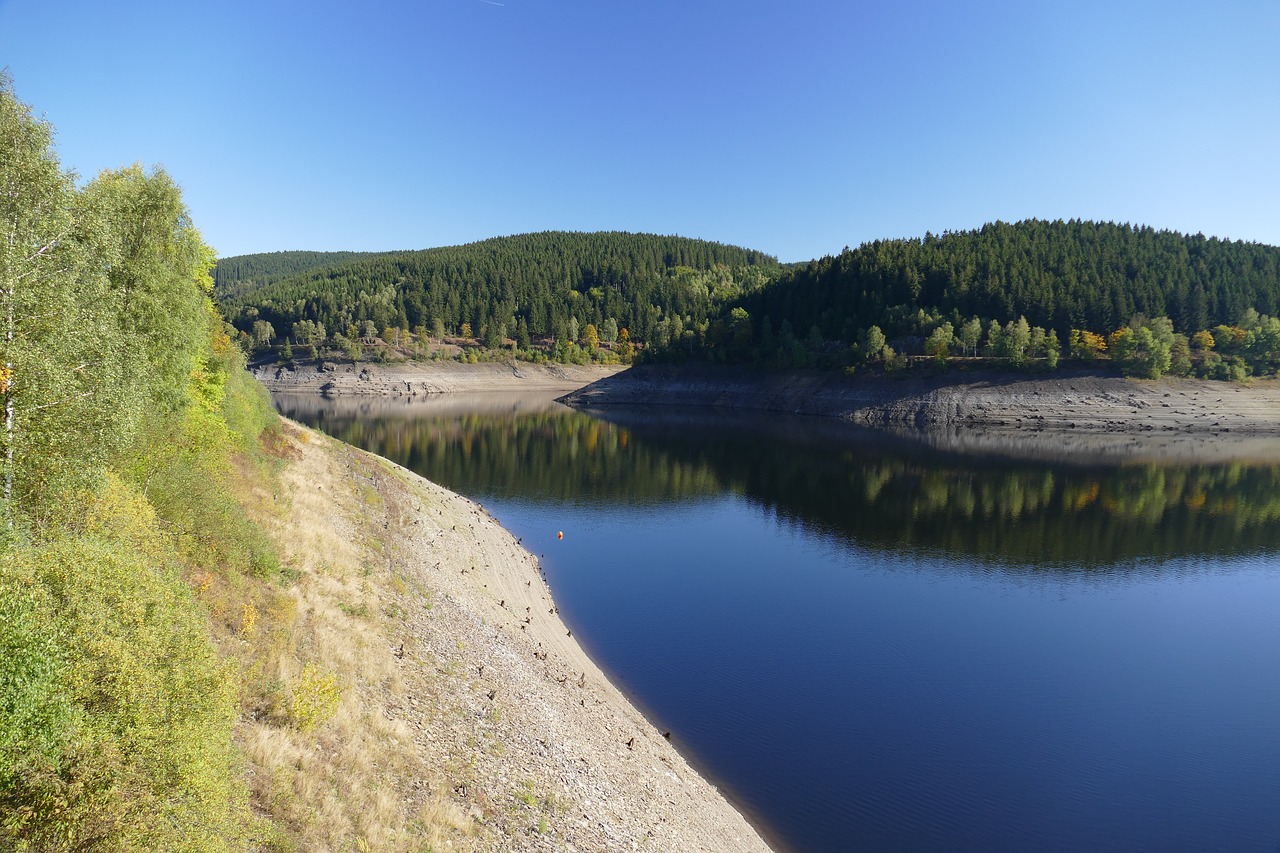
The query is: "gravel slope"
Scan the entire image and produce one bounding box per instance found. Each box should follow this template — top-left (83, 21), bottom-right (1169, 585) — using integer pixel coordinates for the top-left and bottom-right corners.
top-left (253, 360), bottom-right (624, 396)
top-left (267, 420), bottom-right (774, 852)
top-left (561, 366), bottom-right (1280, 462)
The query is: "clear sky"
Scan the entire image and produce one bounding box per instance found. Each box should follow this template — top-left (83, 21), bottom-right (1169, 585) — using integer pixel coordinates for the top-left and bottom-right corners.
top-left (2, 0), bottom-right (1277, 262)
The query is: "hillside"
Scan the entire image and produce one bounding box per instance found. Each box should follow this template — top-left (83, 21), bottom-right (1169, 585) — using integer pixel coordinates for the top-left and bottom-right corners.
top-left (635, 220), bottom-right (1280, 374)
top-left (218, 231), bottom-right (781, 354)
top-left (745, 220), bottom-right (1280, 340)
top-left (213, 250), bottom-right (393, 300)
top-left (221, 222), bottom-right (1280, 383)
top-left (236, 418), bottom-right (772, 851)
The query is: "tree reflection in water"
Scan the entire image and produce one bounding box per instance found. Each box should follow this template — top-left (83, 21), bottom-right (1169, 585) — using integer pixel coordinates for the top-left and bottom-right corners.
top-left (276, 392), bottom-right (1280, 569)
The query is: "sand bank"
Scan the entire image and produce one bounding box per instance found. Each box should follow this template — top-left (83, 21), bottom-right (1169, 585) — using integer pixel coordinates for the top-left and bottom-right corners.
top-left (251, 419), bottom-right (773, 851)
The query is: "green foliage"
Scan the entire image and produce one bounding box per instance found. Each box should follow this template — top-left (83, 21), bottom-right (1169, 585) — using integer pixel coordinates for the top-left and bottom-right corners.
top-left (1005, 316), bottom-right (1032, 365)
top-left (213, 250), bottom-right (392, 300)
top-left (0, 73), bottom-right (120, 525)
top-left (219, 232), bottom-right (780, 359)
top-left (883, 346), bottom-right (907, 372)
top-left (636, 219), bottom-right (1280, 375)
top-left (290, 665), bottom-right (341, 733)
top-left (1042, 330), bottom-right (1061, 370)
top-left (0, 573), bottom-right (72, 804)
top-left (1109, 323), bottom-right (1173, 378)
top-left (984, 319), bottom-right (1005, 357)
top-left (1168, 334), bottom-right (1191, 377)
top-left (0, 77), bottom-right (279, 848)
top-left (733, 219), bottom-right (1280, 348)
top-left (1, 500), bottom-right (254, 851)
top-left (1244, 315), bottom-right (1280, 375)
top-left (860, 326), bottom-right (887, 362)
top-left (484, 320), bottom-right (506, 350)
top-left (924, 322), bottom-right (954, 363)
top-left (957, 317), bottom-right (983, 356)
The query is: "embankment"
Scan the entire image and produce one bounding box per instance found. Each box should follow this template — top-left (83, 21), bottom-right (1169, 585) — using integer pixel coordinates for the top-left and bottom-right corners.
top-left (252, 359), bottom-right (623, 396)
top-left (243, 419), bottom-right (773, 852)
top-left (560, 365), bottom-right (1280, 462)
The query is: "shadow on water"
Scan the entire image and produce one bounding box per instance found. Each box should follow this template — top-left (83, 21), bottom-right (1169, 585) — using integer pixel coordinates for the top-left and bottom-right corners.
top-left (276, 391), bottom-right (1280, 570)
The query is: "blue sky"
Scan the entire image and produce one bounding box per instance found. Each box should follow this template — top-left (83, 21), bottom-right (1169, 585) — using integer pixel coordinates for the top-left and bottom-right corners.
top-left (2, 0), bottom-right (1277, 261)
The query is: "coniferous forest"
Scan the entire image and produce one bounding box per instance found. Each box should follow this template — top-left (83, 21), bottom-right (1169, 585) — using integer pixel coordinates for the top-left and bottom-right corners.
top-left (693, 220), bottom-right (1280, 374)
top-left (212, 250), bottom-right (392, 300)
top-left (221, 220), bottom-right (1280, 381)
top-left (219, 232), bottom-right (781, 363)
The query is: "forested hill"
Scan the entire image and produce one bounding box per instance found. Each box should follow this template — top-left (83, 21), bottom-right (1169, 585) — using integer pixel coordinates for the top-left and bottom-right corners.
top-left (735, 220), bottom-right (1280, 347)
top-left (219, 231), bottom-right (780, 347)
top-left (213, 250), bottom-right (391, 300)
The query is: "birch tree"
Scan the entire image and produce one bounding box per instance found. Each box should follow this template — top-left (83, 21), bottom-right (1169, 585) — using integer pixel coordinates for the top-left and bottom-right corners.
top-left (0, 74), bottom-right (92, 529)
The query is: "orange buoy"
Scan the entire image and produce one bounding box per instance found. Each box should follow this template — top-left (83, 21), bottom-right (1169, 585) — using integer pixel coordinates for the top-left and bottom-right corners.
top-left (557, 531), bottom-right (564, 540)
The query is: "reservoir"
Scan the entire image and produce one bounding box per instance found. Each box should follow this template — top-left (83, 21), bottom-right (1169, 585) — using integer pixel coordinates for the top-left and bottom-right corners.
top-left (277, 391), bottom-right (1280, 852)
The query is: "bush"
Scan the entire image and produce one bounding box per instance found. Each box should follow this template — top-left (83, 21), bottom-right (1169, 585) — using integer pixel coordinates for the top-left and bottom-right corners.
top-left (291, 665), bottom-right (341, 733)
top-left (1, 518), bottom-right (255, 850)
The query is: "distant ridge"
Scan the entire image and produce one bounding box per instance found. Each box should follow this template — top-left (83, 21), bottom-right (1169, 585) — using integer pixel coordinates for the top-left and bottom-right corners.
top-left (218, 231), bottom-right (780, 348)
top-left (737, 218), bottom-right (1280, 341)
top-left (214, 250), bottom-right (396, 299)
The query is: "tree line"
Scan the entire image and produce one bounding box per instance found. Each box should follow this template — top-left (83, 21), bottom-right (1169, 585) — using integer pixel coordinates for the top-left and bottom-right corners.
top-left (218, 231), bottom-right (781, 361)
top-left (213, 249), bottom-right (391, 300)
top-left (642, 220), bottom-right (1280, 379)
top-left (224, 220), bottom-right (1280, 379)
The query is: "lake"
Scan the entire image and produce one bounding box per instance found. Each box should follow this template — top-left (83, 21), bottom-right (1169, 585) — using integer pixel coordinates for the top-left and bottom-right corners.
top-left (276, 391), bottom-right (1280, 852)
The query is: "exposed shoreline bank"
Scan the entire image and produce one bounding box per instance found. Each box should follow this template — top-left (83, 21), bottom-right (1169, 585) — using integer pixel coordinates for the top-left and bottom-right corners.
top-left (249, 418), bottom-right (774, 851)
top-left (251, 358), bottom-right (624, 396)
top-left (257, 359), bottom-right (1280, 463)
top-left (245, 362), bottom-right (1280, 847)
top-left (257, 360), bottom-right (1280, 441)
top-left (559, 365), bottom-right (1280, 463)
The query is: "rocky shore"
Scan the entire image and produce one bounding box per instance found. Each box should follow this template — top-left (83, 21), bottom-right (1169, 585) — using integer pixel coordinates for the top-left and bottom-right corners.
top-left (244, 361), bottom-right (1280, 848)
top-left (248, 419), bottom-right (774, 852)
top-left (252, 359), bottom-right (623, 396)
top-left (560, 365), bottom-right (1280, 431)
top-left (560, 365), bottom-right (1280, 462)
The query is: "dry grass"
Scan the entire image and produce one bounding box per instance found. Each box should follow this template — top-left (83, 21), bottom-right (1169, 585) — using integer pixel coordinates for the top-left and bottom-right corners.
top-left (226, 420), bottom-right (479, 851)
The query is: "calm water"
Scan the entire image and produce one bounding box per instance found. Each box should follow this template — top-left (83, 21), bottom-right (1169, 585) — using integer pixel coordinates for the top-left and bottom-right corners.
top-left (277, 392), bottom-right (1280, 853)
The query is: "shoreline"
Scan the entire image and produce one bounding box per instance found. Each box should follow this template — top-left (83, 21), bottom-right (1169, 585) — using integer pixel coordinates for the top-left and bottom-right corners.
top-left (245, 417), bottom-right (774, 851)
top-left (256, 360), bottom-right (1280, 464)
top-left (251, 358), bottom-right (625, 396)
top-left (560, 365), bottom-right (1280, 433)
top-left (559, 365), bottom-right (1280, 463)
top-left (241, 363), bottom-right (1280, 846)
top-left (256, 360), bottom-right (1280, 443)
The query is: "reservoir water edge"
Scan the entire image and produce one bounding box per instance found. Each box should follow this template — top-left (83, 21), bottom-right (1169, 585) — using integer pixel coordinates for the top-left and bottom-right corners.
top-left (276, 391), bottom-right (1280, 853)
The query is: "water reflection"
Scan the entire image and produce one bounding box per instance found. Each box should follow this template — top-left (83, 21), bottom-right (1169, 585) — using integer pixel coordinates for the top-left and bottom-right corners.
top-left (275, 392), bottom-right (1280, 567)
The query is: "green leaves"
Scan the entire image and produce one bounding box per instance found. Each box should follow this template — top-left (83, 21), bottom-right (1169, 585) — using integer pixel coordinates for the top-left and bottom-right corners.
top-left (0, 76), bottom-right (277, 850)
top-left (2, 529), bottom-right (252, 851)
